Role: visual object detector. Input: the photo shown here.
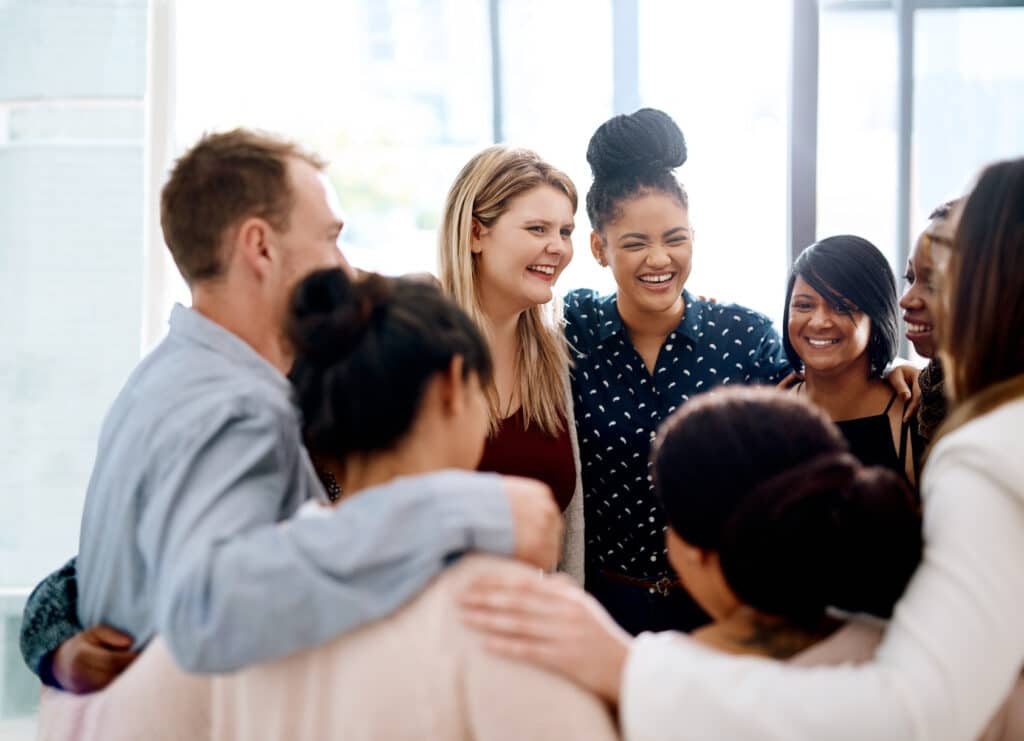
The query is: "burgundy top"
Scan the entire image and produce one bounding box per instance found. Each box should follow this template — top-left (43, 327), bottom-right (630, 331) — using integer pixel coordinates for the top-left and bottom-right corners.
top-left (477, 409), bottom-right (576, 512)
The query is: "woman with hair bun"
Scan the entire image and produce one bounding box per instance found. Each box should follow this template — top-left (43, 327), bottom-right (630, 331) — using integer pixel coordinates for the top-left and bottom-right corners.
top-left (213, 268), bottom-right (617, 741)
top-left (652, 387), bottom-right (921, 660)
top-left (562, 108), bottom-right (916, 633)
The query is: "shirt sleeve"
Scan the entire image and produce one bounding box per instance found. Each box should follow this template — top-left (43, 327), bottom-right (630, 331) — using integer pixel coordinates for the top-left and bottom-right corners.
top-left (143, 402), bottom-right (514, 673)
top-left (620, 433), bottom-right (1024, 741)
top-left (19, 557), bottom-right (82, 687)
top-left (748, 320), bottom-right (791, 385)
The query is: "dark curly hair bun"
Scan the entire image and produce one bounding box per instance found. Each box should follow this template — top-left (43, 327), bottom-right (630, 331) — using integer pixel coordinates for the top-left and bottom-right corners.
top-left (585, 108), bottom-right (689, 232)
top-left (287, 268), bottom-right (492, 459)
top-left (587, 107), bottom-right (687, 181)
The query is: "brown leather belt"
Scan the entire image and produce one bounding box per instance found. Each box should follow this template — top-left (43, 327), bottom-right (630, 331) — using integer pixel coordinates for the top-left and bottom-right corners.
top-left (600, 570), bottom-right (683, 597)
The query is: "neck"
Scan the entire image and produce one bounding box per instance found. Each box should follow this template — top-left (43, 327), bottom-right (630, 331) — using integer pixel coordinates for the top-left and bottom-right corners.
top-left (191, 283), bottom-right (291, 374)
top-left (693, 605), bottom-right (830, 660)
top-left (339, 439), bottom-right (443, 498)
top-left (482, 306), bottom-right (525, 417)
top-left (617, 292), bottom-right (685, 343)
top-left (801, 356), bottom-right (881, 420)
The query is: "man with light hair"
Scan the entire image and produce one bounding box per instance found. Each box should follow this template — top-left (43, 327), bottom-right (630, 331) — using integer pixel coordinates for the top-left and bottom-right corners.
top-left (22, 129), bottom-right (562, 694)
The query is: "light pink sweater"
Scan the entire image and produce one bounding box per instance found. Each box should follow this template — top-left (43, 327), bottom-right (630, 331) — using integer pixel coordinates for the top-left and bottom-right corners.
top-left (212, 554), bottom-right (619, 741)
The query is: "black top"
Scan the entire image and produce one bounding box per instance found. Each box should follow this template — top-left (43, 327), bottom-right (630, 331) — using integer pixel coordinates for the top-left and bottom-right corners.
top-left (835, 390), bottom-right (922, 485)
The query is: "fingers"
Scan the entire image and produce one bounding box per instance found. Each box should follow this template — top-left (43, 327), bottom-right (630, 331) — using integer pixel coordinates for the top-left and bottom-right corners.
top-left (91, 624), bottom-right (135, 651)
top-left (478, 634), bottom-right (563, 671)
top-left (105, 648), bottom-right (140, 674)
top-left (461, 605), bottom-right (559, 642)
top-left (776, 371), bottom-right (801, 390)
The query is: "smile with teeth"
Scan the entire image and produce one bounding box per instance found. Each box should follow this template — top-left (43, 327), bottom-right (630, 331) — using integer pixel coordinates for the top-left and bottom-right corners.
top-left (527, 264), bottom-right (556, 276)
top-left (806, 337), bottom-right (841, 347)
top-left (906, 322), bottom-right (932, 334)
top-left (639, 273), bottom-right (674, 284)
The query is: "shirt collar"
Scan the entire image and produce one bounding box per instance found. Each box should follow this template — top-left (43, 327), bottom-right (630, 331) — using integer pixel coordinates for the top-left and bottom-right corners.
top-left (168, 303), bottom-right (293, 398)
top-left (597, 290), bottom-right (705, 344)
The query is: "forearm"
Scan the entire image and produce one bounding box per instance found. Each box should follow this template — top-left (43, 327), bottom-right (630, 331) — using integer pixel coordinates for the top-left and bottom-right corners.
top-left (621, 455), bottom-right (1024, 741)
top-left (19, 557), bottom-right (82, 686)
top-left (160, 471), bottom-right (513, 672)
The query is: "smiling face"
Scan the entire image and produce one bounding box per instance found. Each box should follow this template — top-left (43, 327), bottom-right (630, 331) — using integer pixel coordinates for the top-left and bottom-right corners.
top-left (787, 275), bottom-right (873, 377)
top-left (471, 184), bottom-right (574, 319)
top-left (900, 215), bottom-right (956, 359)
top-left (593, 191), bottom-right (692, 318)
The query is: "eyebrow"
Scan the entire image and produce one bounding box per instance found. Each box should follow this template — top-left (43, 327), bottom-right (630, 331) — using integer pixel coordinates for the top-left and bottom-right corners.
top-left (791, 293), bottom-right (817, 300)
top-left (663, 227), bottom-right (690, 238)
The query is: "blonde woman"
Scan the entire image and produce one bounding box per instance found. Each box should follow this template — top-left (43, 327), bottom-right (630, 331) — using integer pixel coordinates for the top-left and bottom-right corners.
top-left (439, 146), bottom-right (584, 582)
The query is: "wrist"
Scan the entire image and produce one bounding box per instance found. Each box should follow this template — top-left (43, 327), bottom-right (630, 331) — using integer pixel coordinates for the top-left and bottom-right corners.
top-left (38, 650), bottom-right (63, 690)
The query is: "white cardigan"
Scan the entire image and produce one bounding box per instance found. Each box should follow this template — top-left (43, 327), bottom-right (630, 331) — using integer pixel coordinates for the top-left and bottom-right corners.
top-left (621, 398), bottom-right (1024, 741)
top-left (557, 368), bottom-right (586, 584)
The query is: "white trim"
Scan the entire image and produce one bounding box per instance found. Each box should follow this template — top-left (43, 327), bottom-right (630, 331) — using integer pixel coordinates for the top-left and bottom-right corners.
top-left (141, 0), bottom-right (178, 354)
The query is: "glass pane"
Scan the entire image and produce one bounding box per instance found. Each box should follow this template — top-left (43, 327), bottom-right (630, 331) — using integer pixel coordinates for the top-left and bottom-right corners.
top-left (639, 0), bottom-right (791, 323)
top-left (913, 6), bottom-right (1024, 228)
top-left (174, 0), bottom-right (493, 290)
top-left (817, 9), bottom-right (899, 266)
top-left (499, 0), bottom-right (613, 296)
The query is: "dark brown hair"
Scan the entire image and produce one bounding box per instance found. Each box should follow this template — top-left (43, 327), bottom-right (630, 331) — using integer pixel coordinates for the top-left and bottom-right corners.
top-left (653, 387), bottom-right (922, 627)
top-left (160, 128), bottom-right (325, 285)
top-left (288, 269), bottom-right (493, 458)
top-left (941, 157), bottom-right (1024, 403)
top-left (585, 108), bottom-right (689, 234)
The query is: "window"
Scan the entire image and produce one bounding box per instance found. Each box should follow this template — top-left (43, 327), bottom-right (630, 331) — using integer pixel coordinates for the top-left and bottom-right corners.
top-left (639, 0), bottom-right (792, 323)
top-left (913, 6), bottom-right (1024, 224)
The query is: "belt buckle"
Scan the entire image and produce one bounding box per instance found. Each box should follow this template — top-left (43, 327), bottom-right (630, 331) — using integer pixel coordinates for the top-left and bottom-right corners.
top-left (654, 577), bottom-right (673, 596)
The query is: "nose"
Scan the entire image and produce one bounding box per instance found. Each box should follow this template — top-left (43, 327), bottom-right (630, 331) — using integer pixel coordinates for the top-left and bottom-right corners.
top-left (544, 236), bottom-right (569, 258)
top-left (808, 306), bottom-right (835, 328)
top-left (645, 245), bottom-right (672, 270)
top-left (899, 286), bottom-right (922, 310)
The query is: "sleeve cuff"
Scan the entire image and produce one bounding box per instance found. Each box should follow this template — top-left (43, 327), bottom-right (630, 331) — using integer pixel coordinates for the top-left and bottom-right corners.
top-left (432, 470), bottom-right (515, 557)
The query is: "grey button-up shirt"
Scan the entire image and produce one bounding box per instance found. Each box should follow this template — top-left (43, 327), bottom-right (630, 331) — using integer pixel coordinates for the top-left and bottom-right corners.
top-left (77, 304), bottom-right (513, 672)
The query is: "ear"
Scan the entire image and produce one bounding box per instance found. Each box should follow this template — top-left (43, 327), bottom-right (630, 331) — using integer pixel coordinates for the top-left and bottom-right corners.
top-left (438, 354), bottom-right (467, 417)
top-left (234, 216), bottom-right (275, 279)
top-left (590, 230), bottom-right (606, 267)
top-left (470, 219), bottom-right (487, 255)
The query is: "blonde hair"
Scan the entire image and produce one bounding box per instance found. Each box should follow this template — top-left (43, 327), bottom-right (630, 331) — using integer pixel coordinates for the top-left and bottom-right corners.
top-left (438, 145), bottom-right (578, 435)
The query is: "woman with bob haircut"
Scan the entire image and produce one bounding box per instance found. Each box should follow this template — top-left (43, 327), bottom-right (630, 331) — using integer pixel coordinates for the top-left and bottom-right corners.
top-left (458, 157), bottom-right (1024, 741)
top-left (784, 235), bottom-right (923, 485)
top-left (438, 145), bottom-right (585, 581)
top-left (212, 268), bottom-right (617, 741)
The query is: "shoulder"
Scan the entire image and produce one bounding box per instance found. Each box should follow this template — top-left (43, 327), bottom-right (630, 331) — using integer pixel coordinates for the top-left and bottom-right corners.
top-left (563, 288), bottom-right (613, 325)
top-left (700, 299), bottom-right (778, 336)
top-left (925, 399), bottom-right (1024, 501)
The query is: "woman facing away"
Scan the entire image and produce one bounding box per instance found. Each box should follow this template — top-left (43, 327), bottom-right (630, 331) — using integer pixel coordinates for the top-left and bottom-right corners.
top-left (651, 387), bottom-right (921, 662)
top-left (438, 146), bottom-right (585, 581)
top-left (901, 200), bottom-right (960, 443)
top-left (784, 235), bottom-right (924, 486)
top-left (559, 107), bottom-right (918, 635)
top-left (458, 156), bottom-right (1024, 741)
top-left (213, 268), bottom-right (617, 741)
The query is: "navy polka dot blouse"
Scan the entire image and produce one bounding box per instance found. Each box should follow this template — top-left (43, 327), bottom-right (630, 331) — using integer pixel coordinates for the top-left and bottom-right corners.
top-left (565, 288), bottom-right (791, 580)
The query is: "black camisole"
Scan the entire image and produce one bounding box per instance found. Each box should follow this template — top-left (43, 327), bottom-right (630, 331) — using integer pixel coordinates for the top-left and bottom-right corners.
top-left (835, 390), bottom-right (920, 484)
